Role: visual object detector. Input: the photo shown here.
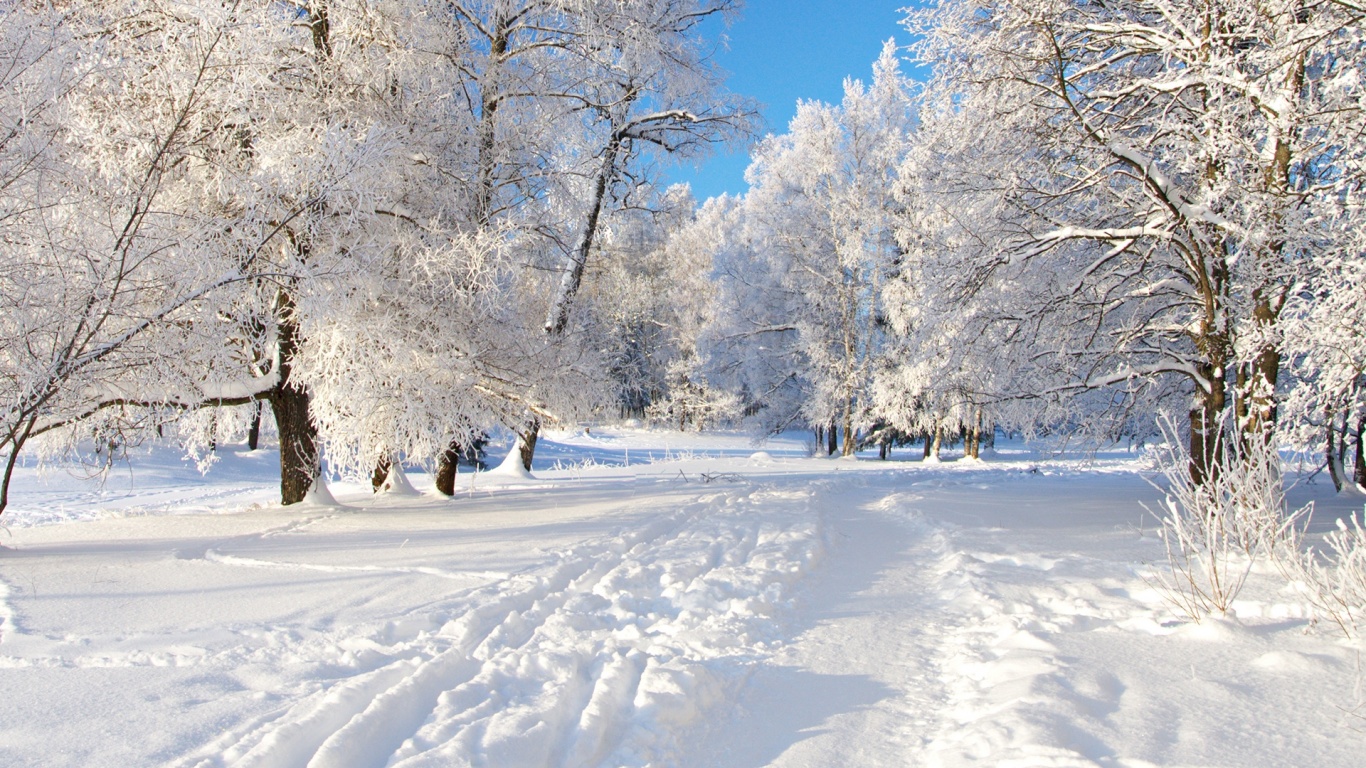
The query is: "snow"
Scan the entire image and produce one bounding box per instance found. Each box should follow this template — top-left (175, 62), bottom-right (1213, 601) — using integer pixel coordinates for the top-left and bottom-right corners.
top-left (0, 429), bottom-right (1362, 767)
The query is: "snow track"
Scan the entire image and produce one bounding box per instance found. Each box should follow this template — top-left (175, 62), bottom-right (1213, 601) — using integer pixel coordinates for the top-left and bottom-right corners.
top-left (176, 485), bottom-right (823, 768)
top-left (5, 435), bottom-right (1362, 767)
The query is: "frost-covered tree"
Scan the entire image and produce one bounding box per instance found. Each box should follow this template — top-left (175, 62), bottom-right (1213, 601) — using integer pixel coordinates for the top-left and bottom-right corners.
top-left (1282, 207), bottom-right (1366, 492)
top-left (903, 0), bottom-right (1366, 480)
top-left (505, 0), bottom-right (754, 469)
top-left (0, 3), bottom-right (301, 513)
top-left (701, 194), bottom-right (811, 436)
top-left (0, 0), bottom-right (753, 511)
top-left (585, 185), bottom-right (698, 417)
top-left (708, 43), bottom-right (913, 454)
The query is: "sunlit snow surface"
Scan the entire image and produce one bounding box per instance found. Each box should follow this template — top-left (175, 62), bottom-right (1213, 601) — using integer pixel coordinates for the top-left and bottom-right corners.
top-left (0, 429), bottom-right (1362, 767)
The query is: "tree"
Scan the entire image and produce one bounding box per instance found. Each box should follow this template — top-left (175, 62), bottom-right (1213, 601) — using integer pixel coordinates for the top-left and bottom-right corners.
top-left (511, 0), bottom-right (755, 469)
top-left (0, 2), bottom-right (291, 513)
top-left (707, 43), bottom-right (913, 454)
top-left (904, 0), bottom-right (1366, 480)
top-left (0, 0), bottom-right (755, 511)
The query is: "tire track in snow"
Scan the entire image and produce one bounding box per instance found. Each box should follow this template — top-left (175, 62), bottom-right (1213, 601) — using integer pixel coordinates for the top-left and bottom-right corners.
top-left (178, 484), bottom-right (823, 768)
top-left (177, 508), bottom-right (698, 768)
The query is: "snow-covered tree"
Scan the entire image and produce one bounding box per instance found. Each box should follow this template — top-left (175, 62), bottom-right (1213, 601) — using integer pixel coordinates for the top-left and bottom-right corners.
top-left (504, 0), bottom-right (754, 469)
top-left (708, 43), bottom-right (914, 454)
top-left (0, 3), bottom-right (301, 513)
top-left (903, 0), bottom-right (1366, 480)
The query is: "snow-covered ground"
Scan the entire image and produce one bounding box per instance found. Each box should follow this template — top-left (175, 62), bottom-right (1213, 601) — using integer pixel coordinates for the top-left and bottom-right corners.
top-left (1, 429), bottom-right (1362, 767)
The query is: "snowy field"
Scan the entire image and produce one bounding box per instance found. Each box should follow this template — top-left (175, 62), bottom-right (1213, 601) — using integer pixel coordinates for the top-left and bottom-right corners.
top-left (1, 429), bottom-right (1363, 767)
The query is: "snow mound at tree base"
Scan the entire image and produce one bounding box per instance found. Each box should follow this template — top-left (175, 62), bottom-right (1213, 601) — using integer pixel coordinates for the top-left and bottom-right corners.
top-left (376, 465), bottom-right (420, 496)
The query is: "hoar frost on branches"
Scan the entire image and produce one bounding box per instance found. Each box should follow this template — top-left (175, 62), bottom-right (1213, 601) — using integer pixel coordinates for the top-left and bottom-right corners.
top-left (0, 3), bottom-right (299, 512)
top-left (0, 0), bottom-right (750, 509)
top-left (704, 43), bottom-right (914, 454)
top-left (900, 0), bottom-right (1366, 479)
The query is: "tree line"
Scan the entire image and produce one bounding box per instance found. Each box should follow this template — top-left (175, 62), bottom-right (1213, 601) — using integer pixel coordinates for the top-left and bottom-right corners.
top-left (698, 0), bottom-right (1364, 486)
top-left (0, 0), bottom-right (750, 513)
top-left (3, 0), bottom-right (1363, 513)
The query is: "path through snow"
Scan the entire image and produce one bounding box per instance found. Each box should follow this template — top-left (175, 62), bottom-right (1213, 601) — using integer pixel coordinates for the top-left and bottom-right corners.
top-left (1, 431), bottom-right (1363, 766)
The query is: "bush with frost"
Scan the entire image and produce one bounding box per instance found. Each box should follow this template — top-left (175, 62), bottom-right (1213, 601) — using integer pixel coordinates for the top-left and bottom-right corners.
top-left (1284, 512), bottom-right (1366, 639)
top-left (1144, 417), bottom-right (1309, 621)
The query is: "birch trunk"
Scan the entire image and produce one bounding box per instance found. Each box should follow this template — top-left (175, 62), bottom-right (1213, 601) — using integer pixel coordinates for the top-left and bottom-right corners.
top-left (544, 136), bottom-right (621, 335)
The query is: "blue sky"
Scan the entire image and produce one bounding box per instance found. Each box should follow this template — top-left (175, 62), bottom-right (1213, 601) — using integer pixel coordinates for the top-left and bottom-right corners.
top-left (665, 2), bottom-right (921, 202)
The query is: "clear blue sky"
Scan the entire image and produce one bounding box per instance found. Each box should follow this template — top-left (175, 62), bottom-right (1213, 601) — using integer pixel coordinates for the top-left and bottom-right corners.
top-left (665, 2), bottom-right (921, 202)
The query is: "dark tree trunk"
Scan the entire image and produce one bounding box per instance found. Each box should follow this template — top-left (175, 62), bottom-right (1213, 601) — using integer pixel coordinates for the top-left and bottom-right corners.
top-left (372, 456), bottom-right (392, 492)
top-left (270, 383), bottom-right (317, 505)
top-left (518, 420), bottom-right (539, 472)
top-left (434, 443), bottom-right (460, 496)
top-left (1189, 359), bottom-right (1229, 486)
top-left (271, 292), bottom-right (318, 506)
top-left (826, 420), bottom-right (837, 456)
top-left (923, 432), bottom-right (932, 460)
top-left (544, 134), bottom-right (624, 336)
top-left (247, 402), bottom-right (262, 451)
top-left (1327, 410), bottom-right (1344, 492)
top-left (1355, 417), bottom-right (1366, 491)
top-left (434, 439), bottom-right (465, 496)
top-left (841, 399), bottom-right (855, 457)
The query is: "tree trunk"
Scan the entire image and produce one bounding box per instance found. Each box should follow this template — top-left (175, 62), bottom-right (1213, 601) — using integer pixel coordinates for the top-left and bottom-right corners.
top-left (1188, 360), bottom-right (1228, 486)
top-left (1327, 410), bottom-right (1344, 492)
top-left (270, 384), bottom-right (317, 505)
top-left (372, 455), bottom-right (392, 492)
top-left (271, 292), bottom-right (318, 506)
top-left (932, 426), bottom-right (942, 460)
top-left (434, 440), bottom-right (462, 496)
top-left (544, 136), bottom-right (623, 336)
top-left (841, 397), bottom-right (855, 457)
top-left (922, 432), bottom-right (932, 460)
top-left (524, 123), bottom-right (631, 471)
top-left (826, 419), bottom-right (837, 456)
top-left (517, 419), bottom-right (539, 472)
top-left (1240, 307), bottom-right (1281, 450)
top-left (1355, 417), bottom-right (1366, 492)
top-left (434, 443), bottom-right (460, 496)
top-left (247, 402), bottom-right (262, 451)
